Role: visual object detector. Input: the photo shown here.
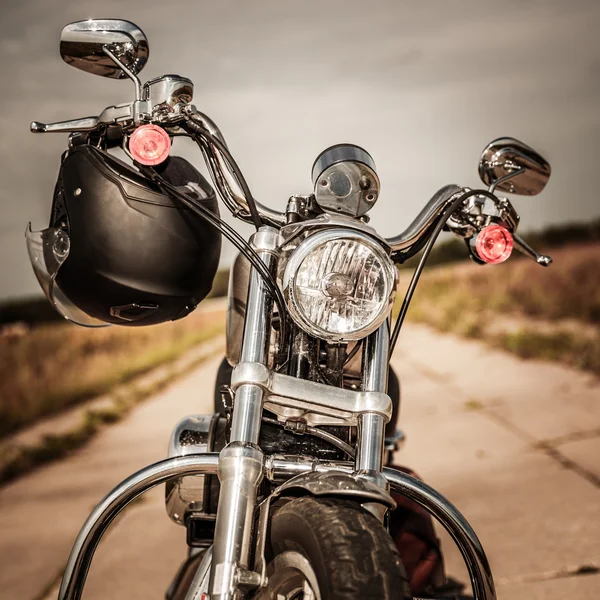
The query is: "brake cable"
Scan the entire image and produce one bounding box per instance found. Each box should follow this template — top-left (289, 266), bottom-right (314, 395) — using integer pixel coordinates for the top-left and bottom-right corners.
top-left (136, 163), bottom-right (288, 342)
top-left (183, 119), bottom-right (264, 231)
top-left (390, 189), bottom-right (499, 354)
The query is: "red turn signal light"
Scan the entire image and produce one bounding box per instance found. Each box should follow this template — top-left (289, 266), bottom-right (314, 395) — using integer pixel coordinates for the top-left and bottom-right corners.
top-left (129, 124), bottom-right (171, 166)
top-left (474, 224), bottom-right (514, 264)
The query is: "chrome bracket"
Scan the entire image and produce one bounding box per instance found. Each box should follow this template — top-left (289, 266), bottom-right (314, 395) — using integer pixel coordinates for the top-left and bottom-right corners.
top-left (252, 496), bottom-right (273, 588)
top-left (231, 362), bottom-right (392, 426)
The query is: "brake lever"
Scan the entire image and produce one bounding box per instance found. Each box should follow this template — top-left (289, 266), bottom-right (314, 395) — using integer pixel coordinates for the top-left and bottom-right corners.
top-left (512, 232), bottom-right (552, 266)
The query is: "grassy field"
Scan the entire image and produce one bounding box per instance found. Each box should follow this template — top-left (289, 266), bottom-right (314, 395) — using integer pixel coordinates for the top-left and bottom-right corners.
top-left (0, 306), bottom-right (224, 440)
top-left (400, 242), bottom-right (600, 375)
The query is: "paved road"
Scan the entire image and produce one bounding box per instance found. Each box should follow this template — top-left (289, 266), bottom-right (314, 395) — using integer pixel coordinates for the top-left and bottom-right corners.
top-left (391, 326), bottom-right (600, 599)
top-left (0, 325), bottom-right (598, 600)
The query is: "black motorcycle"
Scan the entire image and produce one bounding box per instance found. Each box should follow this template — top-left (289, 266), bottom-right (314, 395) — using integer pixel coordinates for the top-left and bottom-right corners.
top-left (27, 19), bottom-right (552, 600)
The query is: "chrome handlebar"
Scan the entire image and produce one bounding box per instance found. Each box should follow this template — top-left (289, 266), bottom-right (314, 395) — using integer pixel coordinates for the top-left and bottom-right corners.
top-left (29, 97), bottom-right (468, 244)
top-left (386, 184), bottom-right (464, 255)
top-left (190, 111), bottom-right (466, 246)
top-left (30, 99), bottom-right (550, 264)
top-left (184, 116), bottom-right (491, 254)
top-left (191, 114), bottom-right (468, 239)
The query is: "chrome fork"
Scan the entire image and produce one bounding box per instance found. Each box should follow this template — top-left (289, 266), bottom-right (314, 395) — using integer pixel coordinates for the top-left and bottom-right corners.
top-left (355, 321), bottom-right (391, 514)
top-left (208, 226), bottom-right (279, 600)
top-left (209, 226), bottom-right (391, 598)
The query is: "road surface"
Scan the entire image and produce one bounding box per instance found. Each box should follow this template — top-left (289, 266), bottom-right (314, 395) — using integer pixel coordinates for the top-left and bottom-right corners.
top-left (0, 325), bottom-right (598, 600)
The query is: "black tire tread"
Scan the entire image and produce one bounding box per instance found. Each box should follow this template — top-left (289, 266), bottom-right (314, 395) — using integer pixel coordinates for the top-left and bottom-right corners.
top-left (270, 496), bottom-right (411, 600)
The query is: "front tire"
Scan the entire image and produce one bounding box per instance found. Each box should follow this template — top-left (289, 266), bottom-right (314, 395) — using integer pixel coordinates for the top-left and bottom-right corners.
top-left (257, 496), bottom-right (411, 600)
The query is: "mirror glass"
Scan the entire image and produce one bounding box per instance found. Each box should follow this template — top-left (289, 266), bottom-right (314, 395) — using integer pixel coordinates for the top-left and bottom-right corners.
top-left (479, 137), bottom-right (551, 196)
top-left (60, 19), bottom-right (149, 79)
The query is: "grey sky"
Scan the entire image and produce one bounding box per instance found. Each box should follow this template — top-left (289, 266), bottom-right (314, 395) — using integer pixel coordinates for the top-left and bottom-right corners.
top-left (1, 0), bottom-right (599, 302)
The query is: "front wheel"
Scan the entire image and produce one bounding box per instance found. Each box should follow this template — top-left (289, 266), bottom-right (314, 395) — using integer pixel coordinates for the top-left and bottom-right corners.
top-left (255, 496), bottom-right (411, 600)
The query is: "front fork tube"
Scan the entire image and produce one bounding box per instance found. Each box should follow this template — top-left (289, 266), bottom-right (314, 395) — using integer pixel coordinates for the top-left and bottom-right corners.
top-left (355, 321), bottom-right (391, 491)
top-left (209, 227), bottom-right (280, 600)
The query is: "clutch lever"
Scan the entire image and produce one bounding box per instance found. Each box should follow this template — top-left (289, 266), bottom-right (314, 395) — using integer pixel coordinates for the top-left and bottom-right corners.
top-left (30, 104), bottom-right (135, 134)
top-left (31, 116), bottom-right (100, 133)
top-left (512, 232), bottom-right (552, 266)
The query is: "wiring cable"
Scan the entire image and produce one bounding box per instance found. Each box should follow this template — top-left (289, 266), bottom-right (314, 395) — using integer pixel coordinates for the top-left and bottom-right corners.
top-left (261, 416), bottom-right (355, 459)
top-left (390, 189), bottom-right (499, 354)
top-left (183, 118), bottom-right (264, 230)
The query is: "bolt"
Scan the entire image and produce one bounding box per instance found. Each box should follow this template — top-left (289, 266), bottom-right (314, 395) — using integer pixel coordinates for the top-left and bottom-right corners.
top-left (359, 176), bottom-right (371, 190)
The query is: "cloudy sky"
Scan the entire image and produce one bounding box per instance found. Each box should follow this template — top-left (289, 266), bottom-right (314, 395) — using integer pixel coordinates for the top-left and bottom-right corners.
top-left (1, 0), bottom-right (599, 301)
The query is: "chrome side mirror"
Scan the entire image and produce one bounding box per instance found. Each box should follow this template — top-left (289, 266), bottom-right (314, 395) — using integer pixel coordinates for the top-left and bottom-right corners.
top-left (60, 19), bottom-right (149, 80)
top-left (479, 137), bottom-right (551, 196)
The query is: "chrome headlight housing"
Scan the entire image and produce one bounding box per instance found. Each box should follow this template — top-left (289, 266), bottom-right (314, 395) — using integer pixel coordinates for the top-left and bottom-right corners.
top-left (282, 229), bottom-right (397, 342)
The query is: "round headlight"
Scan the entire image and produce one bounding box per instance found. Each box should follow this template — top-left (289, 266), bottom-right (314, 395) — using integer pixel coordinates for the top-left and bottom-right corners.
top-left (282, 230), bottom-right (397, 342)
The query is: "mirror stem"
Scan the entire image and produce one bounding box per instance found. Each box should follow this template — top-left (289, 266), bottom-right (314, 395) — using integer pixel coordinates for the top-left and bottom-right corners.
top-left (488, 167), bottom-right (525, 194)
top-left (102, 45), bottom-right (143, 101)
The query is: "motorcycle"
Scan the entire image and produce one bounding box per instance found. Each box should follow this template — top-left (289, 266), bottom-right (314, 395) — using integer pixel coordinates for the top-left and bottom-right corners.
top-left (27, 19), bottom-right (553, 600)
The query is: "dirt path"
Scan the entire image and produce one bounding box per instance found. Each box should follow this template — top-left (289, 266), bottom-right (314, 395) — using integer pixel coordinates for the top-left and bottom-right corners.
top-left (1, 325), bottom-right (599, 600)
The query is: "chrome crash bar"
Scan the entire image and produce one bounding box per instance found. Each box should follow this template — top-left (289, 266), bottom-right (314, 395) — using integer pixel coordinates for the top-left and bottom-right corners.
top-left (57, 454), bottom-right (496, 600)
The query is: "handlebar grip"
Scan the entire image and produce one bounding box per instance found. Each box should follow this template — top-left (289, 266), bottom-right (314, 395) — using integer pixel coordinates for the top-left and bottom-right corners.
top-left (30, 117), bottom-right (100, 134)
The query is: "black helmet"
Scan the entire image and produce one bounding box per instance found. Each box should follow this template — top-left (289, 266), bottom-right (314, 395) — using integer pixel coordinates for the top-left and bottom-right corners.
top-left (26, 145), bottom-right (221, 326)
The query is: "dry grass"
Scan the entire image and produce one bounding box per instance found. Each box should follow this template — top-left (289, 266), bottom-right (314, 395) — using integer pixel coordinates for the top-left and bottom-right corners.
top-left (400, 242), bottom-right (600, 375)
top-left (0, 342), bottom-right (218, 484)
top-left (406, 243), bottom-right (600, 324)
top-left (0, 308), bottom-right (224, 439)
top-left (495, 329), bottom-right (600, 375)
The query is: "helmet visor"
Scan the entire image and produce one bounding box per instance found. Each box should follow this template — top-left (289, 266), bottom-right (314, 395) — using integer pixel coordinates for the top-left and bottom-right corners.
top-left (25, 223), bottom-right (108, 327)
